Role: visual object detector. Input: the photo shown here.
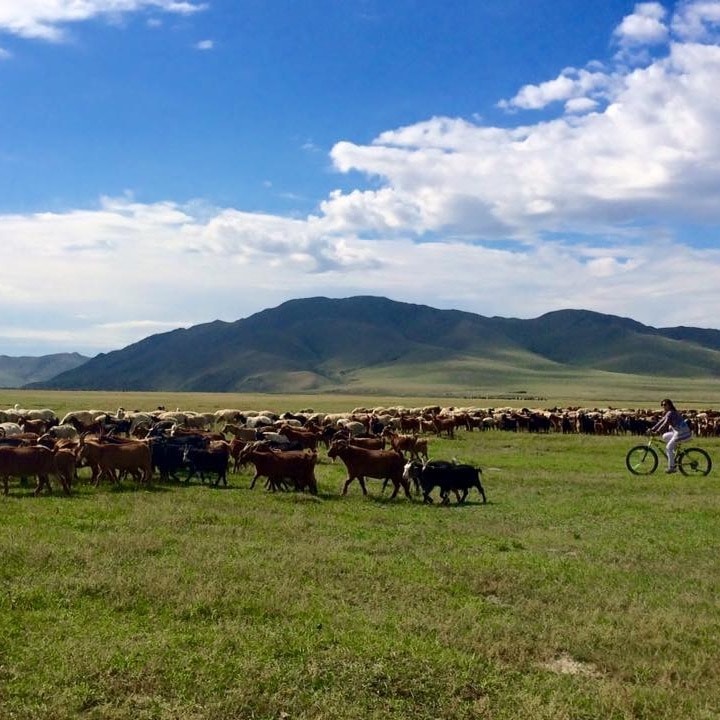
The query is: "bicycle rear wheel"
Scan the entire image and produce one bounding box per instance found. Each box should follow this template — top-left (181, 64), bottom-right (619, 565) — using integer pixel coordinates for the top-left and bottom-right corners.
top-left (678, 448), bottom-right (712, 477)
top-left (626, 445), bottom-right (659, 475)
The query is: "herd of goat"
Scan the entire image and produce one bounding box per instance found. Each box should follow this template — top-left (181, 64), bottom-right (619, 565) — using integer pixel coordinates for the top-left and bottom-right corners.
top-left (1, 403), bottom-right (718, 501)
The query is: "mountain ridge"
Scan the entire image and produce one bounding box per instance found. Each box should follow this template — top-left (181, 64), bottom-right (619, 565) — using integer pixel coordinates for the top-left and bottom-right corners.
top-left (0, 352), bottom-right (90, 389)
top-left (22, 297), bottom-right (720, 392)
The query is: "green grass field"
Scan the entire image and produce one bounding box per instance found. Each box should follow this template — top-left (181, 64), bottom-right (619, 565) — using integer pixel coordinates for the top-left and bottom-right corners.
top-left (2, 398), bottom-right (719, 719)
top-left (0, 361), bottom-right (720, 414)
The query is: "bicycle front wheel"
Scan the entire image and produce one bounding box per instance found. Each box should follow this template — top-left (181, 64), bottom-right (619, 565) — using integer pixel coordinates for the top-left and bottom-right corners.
top-left (626, 445), bottom-right (659, 475)
top-left (678, 448), bottom-right (712, 477)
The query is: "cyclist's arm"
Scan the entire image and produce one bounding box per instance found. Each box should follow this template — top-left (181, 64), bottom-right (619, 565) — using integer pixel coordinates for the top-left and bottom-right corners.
top-left (650, 411), bottom-right (670, 434)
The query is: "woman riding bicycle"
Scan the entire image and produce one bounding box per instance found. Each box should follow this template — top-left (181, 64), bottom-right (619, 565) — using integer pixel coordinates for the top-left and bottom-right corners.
top-left (649, 398), bottom-right (692, 473)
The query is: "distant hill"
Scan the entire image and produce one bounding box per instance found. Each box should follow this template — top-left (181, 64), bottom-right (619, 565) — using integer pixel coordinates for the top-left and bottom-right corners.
top-left (502, 310), bottom-right (720, 376)
top-left (25, 297), bottom-right (720, 393)
top-left (0, 353), bottom-right (90, 388)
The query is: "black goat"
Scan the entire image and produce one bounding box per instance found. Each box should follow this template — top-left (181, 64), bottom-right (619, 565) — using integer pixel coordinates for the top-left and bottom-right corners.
top-left (403, 459), bottom-right (487, 505)
top-left (183, 443), bottom-right (229, 487)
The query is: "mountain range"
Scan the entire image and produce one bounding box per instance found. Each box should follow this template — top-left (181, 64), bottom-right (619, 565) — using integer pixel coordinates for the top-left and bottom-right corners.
top-left (0, 353), bottom-right (89, 389)
top-left (21, 296), bottom-right (720, 393)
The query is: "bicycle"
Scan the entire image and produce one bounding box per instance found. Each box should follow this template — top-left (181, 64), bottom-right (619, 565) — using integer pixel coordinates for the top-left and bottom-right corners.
top-left (625, 435), bottom-right (712, 476)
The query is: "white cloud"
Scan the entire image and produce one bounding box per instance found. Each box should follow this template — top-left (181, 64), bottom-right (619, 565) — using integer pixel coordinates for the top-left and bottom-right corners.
top-left (614, 2), bottom-right (669, 46)
top-left (0, 1), bottom-right (205, 41)
top-left (194, 38), bottom-right (214, 50)
top-left (564, 96), bottom-right (598, 114)
top-left (498, 69), bottom-right (614, 111)
top-left (0, 196), bottom-right (384, 337)
top-left (501, 4), bottom-right (672, 113)
top-left (2, 190), bottom-right (720, 355)
top-left (672, 0), bottom-right (720, 41)
top-left (0, 46), bottom-right (10, 58)
top-left (3, 0), bottom-right (720, 355)
top-left (327, 3), bottom-right (720, 241)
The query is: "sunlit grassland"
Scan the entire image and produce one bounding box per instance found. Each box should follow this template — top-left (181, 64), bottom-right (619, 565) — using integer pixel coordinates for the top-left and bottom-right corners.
top-left (2, 426), bottom-right (719, 719)
top-left (352, 358), bottom-right (720, 407)
top-left (4, 367), bottom-right (720, 421)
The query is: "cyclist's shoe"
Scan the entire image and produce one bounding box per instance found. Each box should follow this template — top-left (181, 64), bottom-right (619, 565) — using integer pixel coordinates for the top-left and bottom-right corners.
top-left (665, 467), bottom-right (677, 474)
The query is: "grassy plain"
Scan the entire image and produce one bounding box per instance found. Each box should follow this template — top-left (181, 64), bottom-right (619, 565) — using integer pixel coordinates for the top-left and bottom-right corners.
top-left (1, 390), bottom-right (720, 719)
top-left (3, 367), bottom-right (720, 420)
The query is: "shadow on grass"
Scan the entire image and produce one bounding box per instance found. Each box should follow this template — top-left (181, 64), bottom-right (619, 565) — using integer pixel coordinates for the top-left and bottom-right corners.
top-left (398, 494), bottom-right (494, 508)
top-left (3, 480), bottom-right (177, 499)
top-left (4, 476), bottom-right (492, 505)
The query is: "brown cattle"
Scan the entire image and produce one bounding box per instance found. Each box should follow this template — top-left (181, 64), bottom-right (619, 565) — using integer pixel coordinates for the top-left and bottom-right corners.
top-left (432, 415), bottom-right (455, 438)
top-left (229, 438), bottom-right (247, 473)
top-left (18, 417), bottom-right (52, 435)
top-left (398, 414), bottom-right (421, 434)
top-left (381, 430), bottom-right (426, 459)
top-left (413, 437), bottom-right (429, 462)
top-left (419, 418), bottom-right (436, 433)
top-left (450, 412), bottom-right (472, 432)
top-left (77, 438), bottom-right (152, 486)
top-left (0, 444), bottom-right (61, 495)
top-left (278, 423), bottom-right (320, 450)
top-left (333, 429), bottom-right (385, 450)
top-left (239, 442), bottom-right (318, 493)
top-left (53, 447), bottom-right (77, 494)
top-left (346, 435), bottom-right (385, 450)
top-left (0, 432), bottom-right (39, 446)
top-left (38, 434), bottom-right (81, 489)
top-left (327, 440), bottom-right (410, 499)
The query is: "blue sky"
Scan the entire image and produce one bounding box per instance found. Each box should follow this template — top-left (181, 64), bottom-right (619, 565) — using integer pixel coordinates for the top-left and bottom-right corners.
top-left (1, 0), bottom-right (720, 356)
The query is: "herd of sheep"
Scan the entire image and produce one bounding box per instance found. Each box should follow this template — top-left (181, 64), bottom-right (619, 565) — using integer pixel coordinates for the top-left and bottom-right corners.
top-left (1, 402), bottom-right (717, 499)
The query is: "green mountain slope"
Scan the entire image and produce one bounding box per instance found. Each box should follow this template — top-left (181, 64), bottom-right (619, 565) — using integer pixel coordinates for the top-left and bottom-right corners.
top-left (0, 353), bottom-right (89, 388)
top-left (503, 309), bottom-right (720, 376)
top-left (26, 298), bottom-right (720, 392)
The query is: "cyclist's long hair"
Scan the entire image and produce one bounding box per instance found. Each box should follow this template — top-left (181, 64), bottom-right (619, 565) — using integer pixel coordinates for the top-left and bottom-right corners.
top-left (662, 398), bottom-right (677, 411)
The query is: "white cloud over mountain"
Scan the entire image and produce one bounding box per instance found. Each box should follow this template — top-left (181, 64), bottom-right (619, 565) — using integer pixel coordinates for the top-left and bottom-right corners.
top-left (2, 0), bottom-right (720, 354)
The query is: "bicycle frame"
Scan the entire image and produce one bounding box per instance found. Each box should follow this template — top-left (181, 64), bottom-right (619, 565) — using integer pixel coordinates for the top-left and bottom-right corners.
top-left (626, 436), bottom-right (712, 477)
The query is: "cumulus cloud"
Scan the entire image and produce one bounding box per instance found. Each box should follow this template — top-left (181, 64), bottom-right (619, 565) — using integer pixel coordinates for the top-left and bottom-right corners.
top-left (2, 188), bottom-right (720, 355)
top-left (497, 68), bottom-right (615, 111)
top-left (614, 2), bottom-right (669, 46)
top-left (3, 0), bottom-right (720, 355)
top-left (672, 0), bottom-right (720, 41)
top-left (0, 196), bottom-right (393, 351)
top-left (0, 0), bottom-right (205, 41)
top-left (194, 38), bottom-right (214, 50)
top-left (502, 3), bottom-right (671, 112)
top-left (326, 2), bottom-right (720, 243)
